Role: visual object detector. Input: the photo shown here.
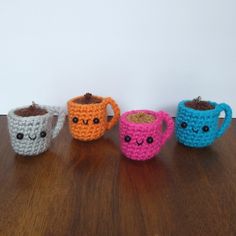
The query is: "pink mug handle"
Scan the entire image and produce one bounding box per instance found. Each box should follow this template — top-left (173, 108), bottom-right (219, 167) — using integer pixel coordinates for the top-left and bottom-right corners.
top-left (156, 111), bottom-right (174, 146)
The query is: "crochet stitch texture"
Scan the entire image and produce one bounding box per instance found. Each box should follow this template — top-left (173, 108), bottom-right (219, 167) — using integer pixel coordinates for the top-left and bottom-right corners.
top-left (119, 110), bottom-right (174, 161)
top-left (175, 100), bottom-right (232, 148)
top-left (7, 106), bottom-right (66, 156)
top-left (67, 96), bottom-right (120, 141)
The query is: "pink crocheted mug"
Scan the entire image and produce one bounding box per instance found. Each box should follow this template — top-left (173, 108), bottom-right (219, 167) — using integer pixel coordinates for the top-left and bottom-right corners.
top-left (119, 110), bottom-right (174, 161)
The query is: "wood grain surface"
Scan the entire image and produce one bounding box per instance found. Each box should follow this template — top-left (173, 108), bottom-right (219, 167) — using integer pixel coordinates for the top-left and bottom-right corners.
top-left (0, 116), bottom-right (236, 236)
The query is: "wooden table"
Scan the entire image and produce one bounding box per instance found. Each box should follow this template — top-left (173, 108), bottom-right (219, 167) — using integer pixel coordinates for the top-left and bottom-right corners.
top-left (0, 116), bottom-right (236, 236)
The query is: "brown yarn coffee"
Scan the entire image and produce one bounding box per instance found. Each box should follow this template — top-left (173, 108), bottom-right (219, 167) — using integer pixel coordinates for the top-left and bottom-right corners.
top-left (74, 93), bottom-right (102, 104)
top-left (15, 102), bottom-right (48, 117)
top-left (185, 96), bottom-right (215, 110)
top-left (127, 112), bottom-right (156, 124)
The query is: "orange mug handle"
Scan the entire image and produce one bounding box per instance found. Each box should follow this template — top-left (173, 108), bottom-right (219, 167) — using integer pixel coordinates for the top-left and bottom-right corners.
top-left (104, 97), bottom-right (120, 130)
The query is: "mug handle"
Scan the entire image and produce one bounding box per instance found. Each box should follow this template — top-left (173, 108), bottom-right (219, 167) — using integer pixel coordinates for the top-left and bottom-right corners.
top-left (156, 111), bottom-right (174, 146)
top-left (44, 106), bottom-right (66, 139)
top-left (104, 97), bottom-right (120, 130)
top-left (216, 103), bottom-right (232, 138)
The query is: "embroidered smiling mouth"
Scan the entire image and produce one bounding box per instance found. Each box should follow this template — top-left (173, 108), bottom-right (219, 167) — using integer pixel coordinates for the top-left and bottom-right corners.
top-left (136, 140), bottom-right (144, 146)
top-left (83, 119), bottom-right (89, 125)
top-left (28, 135), bottom-right (37, 140)
top-left (192, 128), bottom-right (199, 133)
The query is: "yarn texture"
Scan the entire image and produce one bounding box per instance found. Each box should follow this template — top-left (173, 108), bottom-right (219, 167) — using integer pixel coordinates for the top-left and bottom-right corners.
top-left (119, 110), bottom-right (174, 161)
top-left (7, 106), bottom-right (66, 156)
top-left (67, 96), bottom-right (120, 141)
top-left (175, 100), bottom-right (232, 148)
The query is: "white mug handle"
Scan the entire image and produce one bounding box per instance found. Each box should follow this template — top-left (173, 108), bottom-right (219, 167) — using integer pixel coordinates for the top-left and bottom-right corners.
top-left (44, 106), bottom-right (66, 139)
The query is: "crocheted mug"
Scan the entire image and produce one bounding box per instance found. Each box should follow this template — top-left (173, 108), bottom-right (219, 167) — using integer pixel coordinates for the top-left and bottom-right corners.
top-left (7, 106), bottom-right (66, 156)
top-left (67, 95), bottom-right (120, 141)
top-left (175, 100), bottom-right (232, 148)
top-left (119, 110), bottom-right (174, 161)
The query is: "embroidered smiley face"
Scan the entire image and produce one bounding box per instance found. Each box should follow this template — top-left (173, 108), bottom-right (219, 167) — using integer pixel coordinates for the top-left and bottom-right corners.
top-left (69, 110), bottom-right (107, 140)
top-left (180, 121), bottom-right (210, 134)
top-left (71, 116), bottom-right (101, 126)
top-left (124, 135), bottom-right (154, 146)
top-left (176, 116), bottom-right (218, 147)
top-left (13, 120), bottom-right (49, 146)
top-left (9, 119), bottom-right (51, 155)
top-left (121, 128), bottom-right (162, 160)
top-left (15, 130), bottom-right (47, 141)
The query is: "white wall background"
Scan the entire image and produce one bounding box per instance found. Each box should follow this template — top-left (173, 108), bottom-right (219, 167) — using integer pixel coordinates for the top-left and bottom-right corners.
top-left (0, 0), bottom-right (236, 116)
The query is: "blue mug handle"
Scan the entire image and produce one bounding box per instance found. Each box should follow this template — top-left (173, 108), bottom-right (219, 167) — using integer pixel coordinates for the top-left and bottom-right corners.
top-left (216, 103), bottom-right (232, 138)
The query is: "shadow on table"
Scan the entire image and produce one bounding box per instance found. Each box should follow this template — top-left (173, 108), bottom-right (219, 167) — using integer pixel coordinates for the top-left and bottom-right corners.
top-left (67, 137), bottom-right (120, 171)
top-left (170, 141), bottom-right (224, 183)
top-left (118, 153), bottom-right (171, 195)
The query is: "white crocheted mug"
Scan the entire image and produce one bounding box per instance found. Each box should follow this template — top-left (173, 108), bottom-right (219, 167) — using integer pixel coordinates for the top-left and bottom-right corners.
top-left (7, 106), bottom-right (66, 156)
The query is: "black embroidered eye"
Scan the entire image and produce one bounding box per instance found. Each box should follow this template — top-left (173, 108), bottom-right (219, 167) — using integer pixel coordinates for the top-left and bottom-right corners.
top-left (181, 122), bottom-right (188, 128)
top-left (72, 117), bottom-right (78, 123)
top-left (40, 131), bottom-right (47, 138)
top-left (202, 126), bottom-right (209, 132)
top-left (124, 135), bottom-right (131, 142)
top-left (146, 137), bottom-right (153, 144)
top-left (93, 118), bottom-right (100, 124)
top-left (16, 133), bottom-right (24, 140)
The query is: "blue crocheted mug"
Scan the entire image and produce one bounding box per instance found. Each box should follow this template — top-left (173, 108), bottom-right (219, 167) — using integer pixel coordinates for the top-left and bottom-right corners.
top-left (175, 100), bottom-right (232, 148)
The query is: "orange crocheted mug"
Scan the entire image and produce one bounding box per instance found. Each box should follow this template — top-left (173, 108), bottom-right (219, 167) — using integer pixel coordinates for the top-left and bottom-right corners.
top-left (67, 93), bottom-right (120, 141)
